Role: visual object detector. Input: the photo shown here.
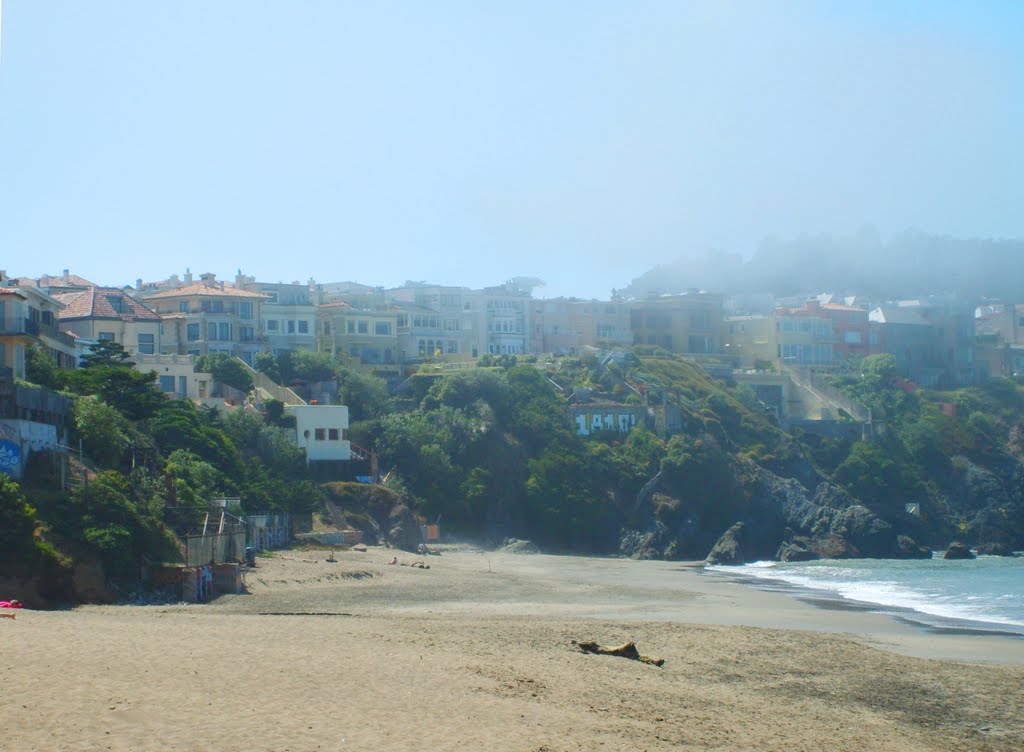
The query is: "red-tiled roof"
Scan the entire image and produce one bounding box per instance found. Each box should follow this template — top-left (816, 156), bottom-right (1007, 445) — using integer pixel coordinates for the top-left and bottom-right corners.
top-left (145, 283), bottom-right (270, 300)
top-left (39, 273), bottom-right (99, 288)
top-left (319, 301), bottom-right (353, 309)
top-left (0, 288), bottom-right (28, 298)
top-left (821, 303), bottom-right (867, 312)
top-left (54, 288), bottom-right (161, 322)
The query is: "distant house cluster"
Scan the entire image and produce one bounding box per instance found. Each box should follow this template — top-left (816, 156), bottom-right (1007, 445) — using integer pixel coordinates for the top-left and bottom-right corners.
top-left (0, 265), bottom-right (1006, 405)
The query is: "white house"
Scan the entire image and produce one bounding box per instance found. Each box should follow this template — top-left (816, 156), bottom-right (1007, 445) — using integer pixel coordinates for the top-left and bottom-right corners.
top-left (284, 404), bottom-right (351, 462)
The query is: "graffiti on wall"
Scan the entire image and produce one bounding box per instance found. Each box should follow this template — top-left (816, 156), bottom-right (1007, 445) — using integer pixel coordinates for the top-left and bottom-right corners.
top-left (0, 422), bottom-right (21, 477)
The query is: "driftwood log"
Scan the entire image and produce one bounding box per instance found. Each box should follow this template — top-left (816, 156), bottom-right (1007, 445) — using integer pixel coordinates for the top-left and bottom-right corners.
top-left (572, 640), bottom-right (665, 667)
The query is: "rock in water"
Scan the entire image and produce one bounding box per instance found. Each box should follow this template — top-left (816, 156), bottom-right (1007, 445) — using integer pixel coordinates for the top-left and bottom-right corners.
top-left (896, 535), bottom-right (932, 559)
top-left (943, 541), bottom-right (976, 560)
top-left (976, 542), bottom-right (1014, 556)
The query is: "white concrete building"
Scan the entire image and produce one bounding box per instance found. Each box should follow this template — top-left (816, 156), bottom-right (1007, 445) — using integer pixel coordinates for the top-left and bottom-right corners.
top-left (284, 404), bottom-right (351, 462)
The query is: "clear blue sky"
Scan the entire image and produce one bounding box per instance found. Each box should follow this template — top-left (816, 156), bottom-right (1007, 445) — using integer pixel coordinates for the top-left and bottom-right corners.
top-left (2, 1), bottom-right (1022, 298)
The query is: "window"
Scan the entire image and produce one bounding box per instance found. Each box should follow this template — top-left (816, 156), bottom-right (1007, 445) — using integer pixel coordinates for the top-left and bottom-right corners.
top-left (357, 320), bottom-right (368, 334)
top-left (179, 301), bottom-right (189, 313)
top-left (328, 428), bottom-right (339, 441)
top-left (211, 300), bottom-right (224, 313)
top-left (218, 322), bottom-right (232, 341)
top-left (298, 320), bottom-right (309, 334)
top-left (287, 320), bottom-right (295, 334)
top-left (98, 331), bottom-right (115, 341)
top-left (107, 296), bottom-right (125, 314)
top-left (347, 320), bottom-right (355, 334)
top-left (844, 331), bottom-right (862, 344)
top-left (240, 326), bottom-right (255, 342)
top-left (266, 319), bottom-right (279, 331)
top-left (264, 291), bottom-right (278, 304)
top-left (322, 321), bottom-right (331, 334)
top-left (138, 333), bottom-right (155, 354)
top-left (239, 302), bottom-right (253, 319)
top-left (208, 322), bottom-right (217, 340)
top-left (374, 321), bottom-right (391, 336)
top-left (159, 375), bottom-right (174, 392)
top-left (314, 428), bottom-right (326, 441)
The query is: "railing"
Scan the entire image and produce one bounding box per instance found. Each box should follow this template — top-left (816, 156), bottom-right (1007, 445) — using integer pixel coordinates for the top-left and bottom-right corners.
top-left (234, 358), bottom-right (306, 405)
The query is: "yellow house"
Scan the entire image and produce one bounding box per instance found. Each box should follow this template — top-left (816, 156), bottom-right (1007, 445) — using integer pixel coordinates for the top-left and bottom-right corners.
top-left (143, 278), bottom-right (270, 365)
top-left (54, 287), bottom-right (162, 356)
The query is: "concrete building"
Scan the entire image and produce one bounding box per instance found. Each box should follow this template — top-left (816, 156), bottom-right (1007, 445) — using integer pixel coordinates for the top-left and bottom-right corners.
top-left (773, 303), bottom-right (836, 367)
top-left (723, 315), bottom-right (777, 369)
top-left (389, 284), bottom-right (479, 361)
top-left (235, 274), bottom-right (317, 354)
top-left (284, 404), bottom-right (351, 462)
top-left (143, 275), bottom-right (270, 365)
top-left (135, 353), bottom-right (213, 400)
top-left (316, 300), bottom-right (401, 378)
top-left (0, 277), bottom-right (78, 377)
top-left (531, 298), bottom-right (632, 355)
top-left (869, 298), bottom-right (980, 388)
top-left (630, 291), bottom-right (724, 355)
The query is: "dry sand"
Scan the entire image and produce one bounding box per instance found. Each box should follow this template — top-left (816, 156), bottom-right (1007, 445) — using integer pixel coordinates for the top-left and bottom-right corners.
top-left (3, 546), bottom-right (1023, 751)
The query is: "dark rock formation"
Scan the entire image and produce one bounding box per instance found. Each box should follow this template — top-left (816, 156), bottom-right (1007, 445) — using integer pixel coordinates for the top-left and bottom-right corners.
top-left (705, 522), bottom-right (746, 565)
top-left (943, 541), bottom-right (976, 560)
top-left (976, 542), bottom-right (1014, 557)
top-left (896, 534), bottom-right (933, 559)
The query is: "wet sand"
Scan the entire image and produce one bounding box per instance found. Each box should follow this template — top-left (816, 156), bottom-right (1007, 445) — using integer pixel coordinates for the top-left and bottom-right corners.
top-left (3, 546), bottom-right (1023, 751)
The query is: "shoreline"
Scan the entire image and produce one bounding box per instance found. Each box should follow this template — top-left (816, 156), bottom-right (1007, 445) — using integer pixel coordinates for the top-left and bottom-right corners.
top-left (704, 565), bottom-right (1024, 641)
top-left (4, 546), bottom-right (1024, 751)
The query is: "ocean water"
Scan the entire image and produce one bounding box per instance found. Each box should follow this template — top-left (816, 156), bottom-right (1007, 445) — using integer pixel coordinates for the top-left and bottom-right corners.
top-left (707, 553), bottom-right (1024, 635)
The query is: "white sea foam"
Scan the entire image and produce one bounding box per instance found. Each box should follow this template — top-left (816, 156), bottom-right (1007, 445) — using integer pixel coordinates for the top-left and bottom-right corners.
top-left (708, 557), bottom-right (1024, 630)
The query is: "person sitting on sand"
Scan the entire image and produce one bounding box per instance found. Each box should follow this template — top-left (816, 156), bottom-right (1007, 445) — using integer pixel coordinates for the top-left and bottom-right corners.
top-left (387, 556), bottom-right (398, 565)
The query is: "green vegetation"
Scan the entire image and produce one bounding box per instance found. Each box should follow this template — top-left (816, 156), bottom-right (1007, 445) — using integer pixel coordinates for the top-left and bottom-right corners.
top-left (10, 339), bottom-right (1024, 604)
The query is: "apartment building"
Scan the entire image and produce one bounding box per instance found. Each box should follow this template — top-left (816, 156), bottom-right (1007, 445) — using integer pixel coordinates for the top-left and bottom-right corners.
top-left (530, 298), bottom-right (632, 354)
top-left (0, 277), bottom-right (78, 377)
top-left (773, 303), bottom-right (836, 367)
top-left (234, 275), bottom-right (316, 354)
top-left (389, 284), bottom-right (479, 360)
top-left (630, 291), bottom-right (724, 354)
top-left (316, 301), bottom-right (400, 375)
top-left (143, 275), bottom-right (270, 365)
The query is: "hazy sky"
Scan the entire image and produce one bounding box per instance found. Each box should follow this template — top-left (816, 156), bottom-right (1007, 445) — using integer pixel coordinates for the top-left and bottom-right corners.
top-left (2, 2), bottom-right (1022, 298)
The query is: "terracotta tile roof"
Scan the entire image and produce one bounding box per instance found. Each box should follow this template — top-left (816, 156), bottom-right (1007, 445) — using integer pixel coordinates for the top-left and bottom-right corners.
top-left (319, 301), bottom-right (353, 309)
top-left (145, 282), bottom-right (270, 300)
top-left (54, 287), bottom-right (161, 322)
top-left (39, 273), bottom-right (99, 288)
top-left (821, 303), bottom-right (867, 312)
top-left (0, 288), bottom-right (28, 298)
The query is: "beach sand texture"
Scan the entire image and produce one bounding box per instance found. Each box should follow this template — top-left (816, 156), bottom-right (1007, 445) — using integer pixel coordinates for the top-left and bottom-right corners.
top-left (3, 547), bottom-right (1023, 751)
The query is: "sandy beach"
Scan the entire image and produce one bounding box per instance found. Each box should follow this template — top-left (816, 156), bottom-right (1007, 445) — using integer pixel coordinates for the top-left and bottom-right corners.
top-left (3, 547), bottom-right (1023, 751)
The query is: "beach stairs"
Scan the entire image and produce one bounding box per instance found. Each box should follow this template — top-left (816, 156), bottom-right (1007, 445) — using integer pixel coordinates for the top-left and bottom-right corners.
top-left (233, 358), bottom-right (307, 406)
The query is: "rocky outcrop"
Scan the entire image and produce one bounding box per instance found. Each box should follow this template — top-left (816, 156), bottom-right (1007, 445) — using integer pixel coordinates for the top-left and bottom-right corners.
top-left (943, 541), bottom-right (976, 560)
top-left (896, 535), bottom-right (932, 559)
top-left (635, 456), bottom-right (933, 565)
top-left (705, 522), bottom-right (746, 565)
top-left (976, 542), bottom-right (1015, 556)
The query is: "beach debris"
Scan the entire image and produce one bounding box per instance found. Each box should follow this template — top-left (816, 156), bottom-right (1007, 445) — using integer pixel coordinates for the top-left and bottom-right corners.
top-left (572, 640), bottom-right (664, 667)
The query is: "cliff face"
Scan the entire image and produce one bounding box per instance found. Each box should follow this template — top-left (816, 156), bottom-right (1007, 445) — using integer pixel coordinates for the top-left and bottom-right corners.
top-left (621, 456), bottom-right (933, 564)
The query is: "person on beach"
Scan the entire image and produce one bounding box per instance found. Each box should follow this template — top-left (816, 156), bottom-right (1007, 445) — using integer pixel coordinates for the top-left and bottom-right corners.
top-left (0, 600), bottom-right (23, 608)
